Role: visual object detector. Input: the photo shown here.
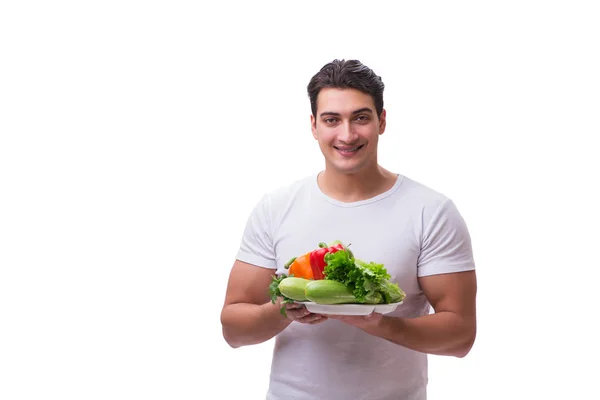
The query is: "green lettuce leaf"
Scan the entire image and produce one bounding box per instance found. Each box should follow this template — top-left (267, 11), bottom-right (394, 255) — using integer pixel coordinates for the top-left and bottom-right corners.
top-left (323, 249), bottom-right (405, 304)
top-left (268, 274), bottom-right (295, 316)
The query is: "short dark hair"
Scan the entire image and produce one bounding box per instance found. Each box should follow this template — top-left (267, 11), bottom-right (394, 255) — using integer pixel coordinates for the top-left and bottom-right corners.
top-left (307, 59), bottom-right (385, 118)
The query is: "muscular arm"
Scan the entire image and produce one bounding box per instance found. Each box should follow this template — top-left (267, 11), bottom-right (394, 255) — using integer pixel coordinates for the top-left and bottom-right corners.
top-left (220, 260), bottom-right (292, 348)
top-left (221, 258), bottom-right (329, 349)
top-left (332, 270), bottom-right (477, 358)
top-left (221, 260), bottom-right (292, 348)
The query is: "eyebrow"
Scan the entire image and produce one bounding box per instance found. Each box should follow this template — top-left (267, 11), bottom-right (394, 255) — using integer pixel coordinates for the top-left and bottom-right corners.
top-left (319, 107), bottom-right (374, 118)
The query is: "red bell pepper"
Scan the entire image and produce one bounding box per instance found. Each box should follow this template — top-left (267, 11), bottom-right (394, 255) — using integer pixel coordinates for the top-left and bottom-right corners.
top-left (309, 241), bottom-right (345, 280)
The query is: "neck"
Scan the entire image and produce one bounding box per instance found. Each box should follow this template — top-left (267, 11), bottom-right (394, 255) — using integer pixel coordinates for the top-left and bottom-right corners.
top-left (318, 163), bottom-right (397, 203)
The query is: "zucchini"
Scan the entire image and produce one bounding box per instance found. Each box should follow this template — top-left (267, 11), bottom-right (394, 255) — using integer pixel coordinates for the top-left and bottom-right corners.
top-left (305, 280), bottom-right (358, 305)
top-left (278, 277), bottom-right (311, 301)
top-left (304, 280), bottom-right (384, 304)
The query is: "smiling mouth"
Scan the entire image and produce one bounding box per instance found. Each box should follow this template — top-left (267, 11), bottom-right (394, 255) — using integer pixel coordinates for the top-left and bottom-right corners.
top-left (334, 144), bottom-right (365, 153)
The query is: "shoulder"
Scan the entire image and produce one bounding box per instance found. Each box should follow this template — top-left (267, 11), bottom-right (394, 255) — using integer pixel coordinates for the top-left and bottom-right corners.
top-left (394, 174), bottom-right (468, 231)
top-left (245, 173), bottom-right (317, 224)
top-left (396, 174), bottom-right (451, 209)
top-left (262, 173), bottom-right (317, 208)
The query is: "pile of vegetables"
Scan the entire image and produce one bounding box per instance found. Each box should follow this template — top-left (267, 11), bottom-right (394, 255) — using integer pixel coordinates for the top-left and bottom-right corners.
top-left (269, 241), bottom-right (406, 315)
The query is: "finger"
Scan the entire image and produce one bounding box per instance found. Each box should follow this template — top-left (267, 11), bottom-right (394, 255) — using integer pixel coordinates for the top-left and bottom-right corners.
top-left (286, 308), bottom-right (310, 320)
top-left (306, 315), bottom-right (328, 325)
top-left (285, 302), bottom-right (305, 310)
top-left (297, 313), bottom-right (328, 324)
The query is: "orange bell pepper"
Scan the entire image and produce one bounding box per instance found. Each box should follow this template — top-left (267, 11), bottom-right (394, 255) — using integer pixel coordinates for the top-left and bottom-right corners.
top-left (285, 252), bottom-right (313, 280)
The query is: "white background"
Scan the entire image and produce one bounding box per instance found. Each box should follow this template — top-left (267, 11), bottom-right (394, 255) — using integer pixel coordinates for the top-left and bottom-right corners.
top-left (1, 1), bottom-right (599, 399)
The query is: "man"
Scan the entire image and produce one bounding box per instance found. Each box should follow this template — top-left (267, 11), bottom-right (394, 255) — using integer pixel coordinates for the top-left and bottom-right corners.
top-left (220, 59), bottom-right (477, 400)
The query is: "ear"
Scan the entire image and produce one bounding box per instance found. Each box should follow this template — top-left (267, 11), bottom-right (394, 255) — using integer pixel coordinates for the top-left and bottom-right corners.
top-left (378, 109), bottom-right (387, 135)
top-left (311, 114), bottom-right (318, 139)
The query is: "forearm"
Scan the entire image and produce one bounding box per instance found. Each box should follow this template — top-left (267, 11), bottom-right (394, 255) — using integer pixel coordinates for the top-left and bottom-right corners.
top-left (376, 311), bottom-right (476, 357)
top-left (221, 300), bottom-right (292, 348)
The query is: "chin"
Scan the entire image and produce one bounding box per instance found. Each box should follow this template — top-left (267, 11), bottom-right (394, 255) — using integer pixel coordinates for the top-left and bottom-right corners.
top-left (331, 162), bottom-right (366, 175)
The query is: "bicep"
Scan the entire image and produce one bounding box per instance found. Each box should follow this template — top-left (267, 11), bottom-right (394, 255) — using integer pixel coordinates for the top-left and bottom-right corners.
top-left (223, 260), bottom-right (277, 307)
top-left (419, 270), bottom-right (477, 319)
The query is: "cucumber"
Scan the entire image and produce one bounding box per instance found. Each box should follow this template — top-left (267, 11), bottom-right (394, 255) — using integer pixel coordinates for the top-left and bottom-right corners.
top-left (278, 277), bottom-right (311, 301)
top-left (305, 280), bottom-right (359, 305)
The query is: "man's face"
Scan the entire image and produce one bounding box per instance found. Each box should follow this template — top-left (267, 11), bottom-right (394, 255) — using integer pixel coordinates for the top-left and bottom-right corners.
top-left (311, 87), bottom-right (386, 175)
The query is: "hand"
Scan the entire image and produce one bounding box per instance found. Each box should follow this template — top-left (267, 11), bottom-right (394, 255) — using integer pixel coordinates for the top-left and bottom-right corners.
top-left (284, 302), bottom-right (328, 325)
top-left (328, 312), bottom-right (384, 333)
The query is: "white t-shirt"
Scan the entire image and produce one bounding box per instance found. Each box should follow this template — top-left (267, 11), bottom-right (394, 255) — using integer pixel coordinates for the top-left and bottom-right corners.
top-left (235, 172), bottom-right (475, 400)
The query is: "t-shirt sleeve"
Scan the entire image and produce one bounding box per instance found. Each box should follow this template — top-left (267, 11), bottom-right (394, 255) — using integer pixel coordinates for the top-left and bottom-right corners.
top-left (235, 194), bottom-right (278, 270)
top-left (417, 198), bottom-right (475, 277)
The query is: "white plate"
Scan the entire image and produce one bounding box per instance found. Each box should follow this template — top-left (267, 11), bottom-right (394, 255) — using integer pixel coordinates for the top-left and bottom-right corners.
top-left (298, 301), bottom-right (403, 316)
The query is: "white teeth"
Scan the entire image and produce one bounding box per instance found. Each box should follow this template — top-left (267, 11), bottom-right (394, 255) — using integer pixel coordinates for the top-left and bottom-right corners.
top-left (338, 145), bottom-right (361, 152)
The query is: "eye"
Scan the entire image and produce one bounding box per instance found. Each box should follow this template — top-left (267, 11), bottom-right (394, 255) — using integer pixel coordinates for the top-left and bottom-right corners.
top-left (324, 118), bottom-right (338, 125)
top-left (355, 115), bottom-right (370, 122)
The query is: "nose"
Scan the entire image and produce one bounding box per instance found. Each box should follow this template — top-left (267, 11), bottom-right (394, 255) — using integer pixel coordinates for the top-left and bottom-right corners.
top-left (338, 121), bottom-right (357, 143)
